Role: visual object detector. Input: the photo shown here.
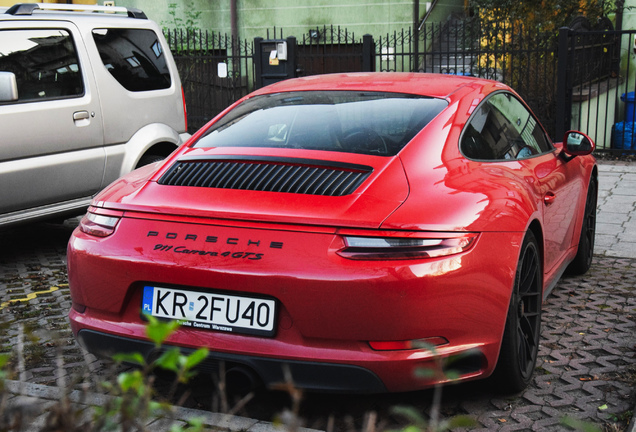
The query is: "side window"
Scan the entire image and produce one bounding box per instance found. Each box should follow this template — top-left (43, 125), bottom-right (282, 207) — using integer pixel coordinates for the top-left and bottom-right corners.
top-left (0, 29), bottom-right (83, 103)
top-left (92, 28), bottom-right (171, 92)
top-left (461, 93), bottom-right (552, 160)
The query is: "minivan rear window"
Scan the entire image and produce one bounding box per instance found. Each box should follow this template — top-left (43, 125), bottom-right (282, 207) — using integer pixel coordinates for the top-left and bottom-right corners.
top-left (92, 28), bottom-right (171, 92)
top-left (193, 91), bottom-right (448, 156)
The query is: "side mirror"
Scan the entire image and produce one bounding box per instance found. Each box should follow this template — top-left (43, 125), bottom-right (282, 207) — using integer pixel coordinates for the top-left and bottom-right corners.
top-left (0, 71), bottom-right (18, 102)
top-left (562, 130), bottom-right (594, 156)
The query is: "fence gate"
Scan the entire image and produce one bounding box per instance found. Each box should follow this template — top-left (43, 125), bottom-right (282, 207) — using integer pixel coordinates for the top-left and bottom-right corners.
top-left (295, 26), bottom-right (374, 77)
top-left (253, 26), bottom-right (375, 87)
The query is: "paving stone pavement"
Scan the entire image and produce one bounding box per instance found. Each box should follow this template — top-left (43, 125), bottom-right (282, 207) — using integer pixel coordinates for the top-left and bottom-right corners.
top-left (596, 161), bottom-right (636, 259)
top-left (0, 161), bottom-right (634, 432)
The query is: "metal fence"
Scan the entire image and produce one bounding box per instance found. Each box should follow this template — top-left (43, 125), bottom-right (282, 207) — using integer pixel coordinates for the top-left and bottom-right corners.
top-left (165, 29), bottom-right (254, 133)
top-left (166, 20), bottom-right (635, 154)
top-left (375, 19), bottom-right (559, 138)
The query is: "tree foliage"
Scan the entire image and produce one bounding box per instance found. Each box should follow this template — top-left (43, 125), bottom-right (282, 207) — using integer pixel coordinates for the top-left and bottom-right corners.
top-left (468, 0), bottom-right (617, 32)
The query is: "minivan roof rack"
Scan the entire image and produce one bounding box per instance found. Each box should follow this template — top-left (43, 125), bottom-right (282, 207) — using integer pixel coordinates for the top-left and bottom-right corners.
top-left (5, 3), bottom-right (147, 19)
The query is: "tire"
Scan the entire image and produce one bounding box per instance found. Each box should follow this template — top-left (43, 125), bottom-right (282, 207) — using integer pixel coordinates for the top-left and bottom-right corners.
top-left (492, 231), bottom-right (542, 393)
top-left (566, 177), bottom-right (597, 275)
top-left (136, 154), bottom-right (165, 169)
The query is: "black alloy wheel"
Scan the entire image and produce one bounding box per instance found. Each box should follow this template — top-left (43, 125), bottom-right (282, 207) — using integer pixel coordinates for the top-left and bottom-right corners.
top-left (492, 231), bottom-right (542, 393)
top-left (566, 176), bottom-right (597, 275)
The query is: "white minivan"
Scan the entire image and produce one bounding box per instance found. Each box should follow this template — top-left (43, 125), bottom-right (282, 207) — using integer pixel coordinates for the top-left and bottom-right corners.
top-left (0, 3), bottom-right (190, 227)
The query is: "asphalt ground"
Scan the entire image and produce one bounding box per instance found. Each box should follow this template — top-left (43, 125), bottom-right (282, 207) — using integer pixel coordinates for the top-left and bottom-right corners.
top-left (0, 161), bottom-right (634, 431)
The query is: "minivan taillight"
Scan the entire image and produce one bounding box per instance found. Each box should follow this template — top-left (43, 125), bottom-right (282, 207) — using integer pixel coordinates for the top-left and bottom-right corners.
top-left (78, 209), bottom-right (123, 237)
top-left (181, 85), bottom-right (188, 132)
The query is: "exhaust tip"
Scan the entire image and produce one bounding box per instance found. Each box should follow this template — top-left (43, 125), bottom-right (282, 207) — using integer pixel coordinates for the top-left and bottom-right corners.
top-left (226, 365), bottom-right (262, 395)
top-left (443, 350), bottom-right (486, 376)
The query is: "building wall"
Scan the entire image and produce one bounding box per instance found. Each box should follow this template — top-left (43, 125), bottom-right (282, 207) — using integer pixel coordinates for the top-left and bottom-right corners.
top-left (112, 0), bottom-right (231, 34)
top-left (110, 0), bottom-right (464, 41)
top-left (620, 0), bottom-right (636, 31)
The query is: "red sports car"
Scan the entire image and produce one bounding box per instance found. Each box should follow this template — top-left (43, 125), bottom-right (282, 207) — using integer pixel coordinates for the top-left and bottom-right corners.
top-left (67, 73), bottom-right (597, 394)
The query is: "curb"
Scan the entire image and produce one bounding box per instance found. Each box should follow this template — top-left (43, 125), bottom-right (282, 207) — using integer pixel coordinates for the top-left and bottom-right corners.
top-left (4, 380), bottom-right (322, 432)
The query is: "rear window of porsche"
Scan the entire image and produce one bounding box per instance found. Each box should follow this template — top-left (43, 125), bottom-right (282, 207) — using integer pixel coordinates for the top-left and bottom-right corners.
top-left (192, 91), bottom-right (448, 156)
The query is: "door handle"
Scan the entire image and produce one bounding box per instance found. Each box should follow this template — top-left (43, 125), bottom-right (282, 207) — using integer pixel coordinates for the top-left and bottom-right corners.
top-left (73, 111), bottom-right (90, 121)
top-left (544, 192), bottom-right (556, 205)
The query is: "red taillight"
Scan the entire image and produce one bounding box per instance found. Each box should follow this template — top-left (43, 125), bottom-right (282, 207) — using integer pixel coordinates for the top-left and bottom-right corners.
top-left (337, 233), bottom-right (478, 260)
top-left (78, 210), bottom-right (122, 237)
top-left (181, 85), bottom-right (188, 132)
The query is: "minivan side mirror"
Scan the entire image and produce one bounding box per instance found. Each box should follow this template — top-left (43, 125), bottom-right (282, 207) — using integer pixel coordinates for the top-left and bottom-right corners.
top-left (0, 72), bottom-right (18, 102)
top-left (562, 130), bottom-right (595, 156)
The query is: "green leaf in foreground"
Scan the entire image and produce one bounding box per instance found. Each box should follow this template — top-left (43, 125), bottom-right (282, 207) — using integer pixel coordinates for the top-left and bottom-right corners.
top-left (112, 352), bottom-right (146, 366)
top-left (146, 315), bottom-right (181, 347)
top-left (117, 370), bottom-right (144, 392)
top-left (155, 347), bottom-right (181, 372)
top-left (184, 348), bottom-right (209, 369)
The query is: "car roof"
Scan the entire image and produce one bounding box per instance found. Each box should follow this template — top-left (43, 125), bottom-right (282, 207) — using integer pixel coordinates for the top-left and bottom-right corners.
top-left (251, 72), bottom-right (509, 100)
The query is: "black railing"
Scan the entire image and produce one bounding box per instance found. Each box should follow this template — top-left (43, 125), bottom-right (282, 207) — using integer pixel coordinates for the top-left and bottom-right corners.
top-left (165, 29), bottom-right (254, 133)
top-left (375, 19), bottom-right (558, 138)
top-left (557, 28), bottom-right (634, 153)
top-left (166, 20), bottom-right (634, 154)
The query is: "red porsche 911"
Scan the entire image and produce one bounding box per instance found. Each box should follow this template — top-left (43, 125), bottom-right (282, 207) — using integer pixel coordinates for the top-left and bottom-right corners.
top-left (67, 73), bottom-right (597, 394)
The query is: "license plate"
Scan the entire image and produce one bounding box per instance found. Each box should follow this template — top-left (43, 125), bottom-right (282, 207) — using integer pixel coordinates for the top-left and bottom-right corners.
top-left (142, 285), bottom-right (277, 337)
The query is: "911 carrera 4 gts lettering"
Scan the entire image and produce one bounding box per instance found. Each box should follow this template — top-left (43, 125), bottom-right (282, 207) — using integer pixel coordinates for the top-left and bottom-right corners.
top-left (153, 243), bottom-right (264, 260)
top-left (173, 246), bottom-right (219, 256)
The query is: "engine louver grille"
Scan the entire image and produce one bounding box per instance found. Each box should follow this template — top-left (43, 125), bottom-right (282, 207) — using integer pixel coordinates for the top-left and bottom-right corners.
top-left (158, 157), bottom-right (372, 196)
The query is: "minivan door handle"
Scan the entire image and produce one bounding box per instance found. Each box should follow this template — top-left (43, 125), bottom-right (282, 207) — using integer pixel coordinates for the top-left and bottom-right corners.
top-left (73, 110), bottom-right (90, 121)
top-left (73, 110), bottom-right (92, 127)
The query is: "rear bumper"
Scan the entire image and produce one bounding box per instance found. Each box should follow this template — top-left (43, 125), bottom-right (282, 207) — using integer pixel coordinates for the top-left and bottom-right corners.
top-left (73, 323), bottom-right (491, 393)
top-left (76, 328), bottom-right (387, 393)
top-left (68, 216), bottom-right (523, 392)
